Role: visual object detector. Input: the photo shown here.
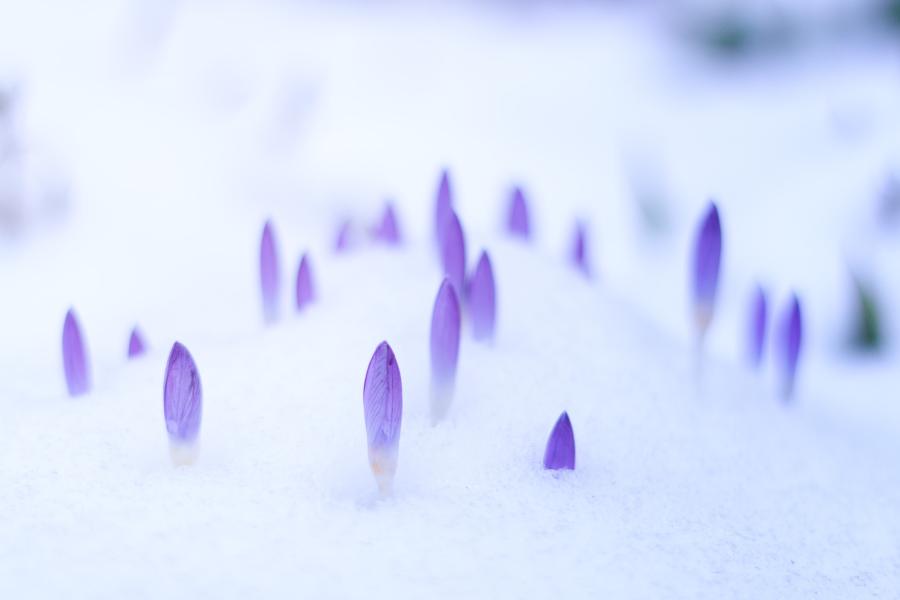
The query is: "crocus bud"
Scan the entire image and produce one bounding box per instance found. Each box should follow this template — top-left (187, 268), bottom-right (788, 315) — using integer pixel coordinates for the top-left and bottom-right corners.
top-left (163, 342), bottom-right (202, 465)
top-left (259, 219), bottom-right (280, 324)
top-left (778, 294), bottom-right (803, 401)
top-left (468, 250), bottom-right (496, 342)
top-left (440, 210), bottom-right (466, 297)
top-left (335, 220), bottom-right (352, 253)
top-left (363, 341), bottom-right (402, 495)
top-left (570, 221), bottom-right (590, 277)
top-left (543, 412), bottom-right (575, 470)
top-left (295, 253), bottom-right (315, 311)
top-left (435, 169), bottom-right (452, 247)
top-left (128, 326), bottom-right (147, 359)
top-left (62, 308), bottom-right (91, 396)
top-left (429, 279), bottom-right (461, 424)
top-left (374, 202), bottom-right (401, 244)
top-left (747, 285), bottom-right (767, 367)
top-left (507, 186), bottom-right (531, 239)
top-left (691, 202), bottom-right (722, 339)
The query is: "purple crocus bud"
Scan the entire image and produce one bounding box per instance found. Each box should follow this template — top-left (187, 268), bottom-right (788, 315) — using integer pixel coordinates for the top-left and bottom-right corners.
top-left (747, 285), bottom-right (767, 368)
top-left (163, 342), bottom-right (202, 465)
top-left (778, 294), bottom-right (803, 401)
top-left (543, 411), bottom-right (575, 470)
top-left (507, 186), bottom-right (531, 239)
top-left (259, 219), bottom-right (280, 324)
top-left (335, 219), bottom-right (352, 253)
top-left (440, 210), bottom-right (466, 297)
top-left (468, 250), bottom-right (496, 342)
top-left (363, 341), bottom-right (402, 494)
top-left (691, 202), bottom-right (722, 339)
top-left (374, 202), bottom-right (401, 244)
top-left (128, 326), bottom-right (147, 359)
top-left (62, 308), bottom-right (91, 396)
top-left (570, 221), bottom-right (590, 277)
top-left (295, 253), bottom-right (315, 311)
top-left (429, 279), bottom-right (461, 424)
top-left (435, 169), bottom-right (452, 247)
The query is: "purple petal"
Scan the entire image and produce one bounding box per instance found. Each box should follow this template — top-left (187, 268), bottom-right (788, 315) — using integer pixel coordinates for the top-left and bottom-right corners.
top-left (543, 412), bottom-right (575, 470)
top-left (507, 186), bottom-right (531, 238)
top-left (363, 341), bottom-right (403, 493)
top-left (335, 220), bottom-right (352, 253)
top-left (163, 342), bottom-right (203, 449)
top-left (295, 253), bottom-right (315, 311)
top-left (778, 294), bottom-right (803, 401)
top-left (469, 250), bottom-right (496, 342)
top-left (747, 285), bottom-right (767, 368)
top-left (440, 211), bottom-right (466, 297)
top-left (571, 221), bottom-right (590, 277)
top-left (259, 219), bottom-right (280, 324)
top-left (128, 326), bottom-right (147, 359)
top-left (374, 202), bottom-right (401, 244)
top-left (62, 308), bottom-right (91, 396)
top-left (435, 169), bottom-right (452, 247)
top-left (691, 202), bottom-right (722, 337)
top-left (429, 279), bottom-right (461, 423)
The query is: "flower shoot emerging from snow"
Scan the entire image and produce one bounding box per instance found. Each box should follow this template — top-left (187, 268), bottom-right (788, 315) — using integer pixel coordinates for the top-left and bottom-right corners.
top-left (259, 219), bottom-right (280, 324)
top-left (335, 220), bottom-right (352, 253)
top-left (507, 186), bottom-right (531, 239)
top-left (363, 341), bottom-right (402, 495)
top-left (778, 294), bottom-right (803, 401)
top-left (571, 220), bottom-right (590, 277)
top-left (373, 202), bottom-right (401, 244)
top-left (430, 278), bottom-right (461, 424)
top-left (543, 412), bottom-right (575, 470)
top-left (747, 285), bottom-right (767, 368)
top-left (295, 253), bottom-right (315, 311)
top-left (435, 168), bottom-right (453, 247)
top-left (62, 308), bottom-right (91, 397)
top-left (468, 250), bottom-right (496, 342)
top-left (128, 326), bottom-right (147, 359)
top-left (440, 210), bottom-right (466, 297)
top-left (691, 201), bottom-right (722, 340)
top-left (163, 342), bottom-right (203, 465)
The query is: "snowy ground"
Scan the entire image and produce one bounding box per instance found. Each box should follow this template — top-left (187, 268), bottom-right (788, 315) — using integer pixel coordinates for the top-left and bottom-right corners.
top-left (1, 1), bottom-right (899, 598)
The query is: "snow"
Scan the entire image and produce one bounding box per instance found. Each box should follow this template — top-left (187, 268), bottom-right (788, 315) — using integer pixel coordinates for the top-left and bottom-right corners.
top-left (1, 1), bottom-right (899, 597)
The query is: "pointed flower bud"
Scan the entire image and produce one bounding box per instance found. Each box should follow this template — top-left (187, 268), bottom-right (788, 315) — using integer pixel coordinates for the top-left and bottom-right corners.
top-left (469, 250), bottom-right (496, 342)
top-left (363, 341), bottom-right (402, 494)
top-left (374, 202), bottom-right (401, 244)
top-left (435, 169), bottom-right (452, 247)
top-left (777, 294), bottom-right (803, 401)
top-left (849, 274), bottom-right (883, 351)
top-left (691, 202), bottom-right (722, 339)
top-left (429, 279), bottom-right (461, 424)
top-left (62, 308), bottom-right (91, 396)
top-left (128, 326), bottom-right (147, 359)
top-left (335, 219), bottom-right (352, 253)
top-left (440, 210), bottom-right (466, 297)
top-left (163, 342), bottom-right (203, 464)
top-left (295, 253), bottom-right (315, 311)
top-left (747, 285), bottom-right (767, 367)
top-left (543, 412), bottom-right (575, 470)
top-left (259, 219), bottom-right (280, 324)
top-left (570, 220), bottom-right (590, 277)
top-left (507, 186), bottom-right (531, 238)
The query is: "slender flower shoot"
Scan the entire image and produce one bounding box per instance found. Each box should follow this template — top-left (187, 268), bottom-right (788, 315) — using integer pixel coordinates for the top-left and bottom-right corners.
top-left (128, 326), bottom-right (147, 359)
top-left (543, 412), bottom-right (575, 470)
top-left (429, 279), bottom-right (461, 424)
top-left (259, 219), bottom-right (280, 324)
top-left (435, 169), bottom-right (452, 247)
top-left (363, 341), bottom-right (403, 495)
top-left (62, 308), bottom-right (91, 397)
top-left (747, 285), bottom-right (767, 368)
top-left (373, 202), bottom-right (401, 244)
top-left (691, 202), bottom-right (722, 340)
top-left (335, 220), bottom-right (352, 253)
top-left (507, 186), bottom-right (531, 239)
top-left (295, 253), bottom-right (315, 311)
top-left (570, 221), bottom-right (590, 277)
top-left (440, 210), bottom-right (466, 296)
top-left (163, 342), bottom-right (203, 465)
top-left (778, 294), bottom-right (803, 401)
top-left (468, 250), bottom-right (496, 342)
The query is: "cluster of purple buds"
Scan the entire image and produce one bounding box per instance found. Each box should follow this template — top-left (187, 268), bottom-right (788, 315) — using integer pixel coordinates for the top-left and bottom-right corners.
top-left (429, 278), bottom-right (461, 424)
top-left (363, 341), bottom-right (403, 495)
top-left (691, 202), bottom-right (722, 341)
top-left (62, 308), bottom-right (91, 397)
top-left (163, 342), bottom-right (203, 465)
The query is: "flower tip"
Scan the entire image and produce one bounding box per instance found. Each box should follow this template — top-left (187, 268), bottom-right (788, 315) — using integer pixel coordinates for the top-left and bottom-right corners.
top-left (295, 253), bottom-right (315, 311)
top-left (747, 285), bottom-right (767, 367)
top-left (163, 341), bottom-right (202, 453)
top-left (692, 200), bottom-right (723, 338)
top-left (440, 211), bottom-right (467, 296)
top-left (374, 202), bottom-right (401, 244)
top-left (429, 279), bottom-right (461, 422)
top-left (571, 221), bottom-right (590, 277)
top-left (363, 341), bottom-right (402, 493)
top-left (259, 219), bottom-right (281, 324)
top-left (543, 411), bottom-right (575, 470)
top-left (62, 308), bottom-right (91, 396)
top-left (507, 186), bottom-right (531, 238)
top-left (128, 326), bottom-right (147, 359)
top-left (469, 250), bottom-right (496, 342)
top-left (779, 293), bottom-right (803, 401)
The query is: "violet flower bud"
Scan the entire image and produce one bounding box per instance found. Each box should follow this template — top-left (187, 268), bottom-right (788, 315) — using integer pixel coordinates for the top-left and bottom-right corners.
top-left (163, 342), bottom-right (202, 465)
top-left (570, 220), bottom-right (590, 277)
top-left (363, 341), bottom-right (402, 494)
top-left (543, 412), bottom-right (575, 470)
top-left (128, 326), bottom-right (147, 359)
top-left (429, 279), bottom-right (461, 424)
top-left (335, 220), bottom-right (352, 253)
top-left (259, 219), bottom-right (280, 324)
top-left (295, 253), bottom-right (315, 311)
top-left (507, 186), bottom-right (531, 239)
top-left (747, 285), bottom-right (767, 368)
top-left (435, 169), bottom-right (452, 247)
top-left (374, 202), bottom-right (401, 244)
top-left (468, 250), bottom-right (496, 342)
top-left (440, 210), bottom-right (466, 297)
top-left (778, 294), bottom-right (803, 401)
top-left (691, 202), bottom-right (722, 339)
top-left (62, 308), bottom-right (91, 397)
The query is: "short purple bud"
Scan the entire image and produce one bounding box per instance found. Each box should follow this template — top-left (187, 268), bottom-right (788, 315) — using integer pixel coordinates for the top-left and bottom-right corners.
top-left (259, 219), bottom-right (280, 324)
top-left (429, 279), bottom-right (461, 423)
top-left (778, 294), bottom-right (803, 401)
top-left (507, 186), bottom-right (531, 239)
top-left (295, 253), bottom-right (315, 311)
top-left (691, 202), bottom-right (722, 338)
top-left (468, 250), bottom-right (496, 342)
top-left (335, 220), bottom-right (352, 253)
top-left (571, 221), bottom-right (591, 277)
top-left (363, 341), bottom-right (403, 494)
top-left (128, 326), bottom-right (147, 359)
top-left (62, 308), bottom-right (91, 397)
top-left (373, 202), bottom-right (401, 244)
top-left (440, 210), bottom-right (467, 297)
top-left (435, 169), bottom-right (452, 247)
top-left (747, 285), bottom-right (767, 368)
top-left (543, 412), bottom-right (575, 470)
top-left (163, 342), bottom-right (202, 464)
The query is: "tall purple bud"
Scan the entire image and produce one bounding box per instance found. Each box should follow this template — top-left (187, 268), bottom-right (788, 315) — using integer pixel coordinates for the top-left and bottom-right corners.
top-left (429, 279), bottom-right (461, 424)
top-left (259, 219), bottom-right (280, 324)
top-left (128, 326), bottom-right (147, 359)
top-left (440, 210), bottom-right (466, 297)
top-left (295, 253), bottom-right (315, 311)
top-left (363, 341), bottom-right (403, 495)
top-left (691, 202), bottom-right (722, 340)
top-left (778, 294), bottom-right (803, 401)
top-left (374, 202), bottom-right (401, 244)
top-left (62, 308), bottom-right (91, 397)
top-left (469, 250), bottom-right (496, 342)
top-left (570, 221), bottom-right (590, 277)
top-left (543, 412), bottom-right (575, 470)
top-left (747, 285), bottom-right (767, 368)
top-left (507, 186), bottom-right (531, 239)
top-left (163, 342), bottom-right (202, 465)
top-left (435, 169), bottom-right (452, 247)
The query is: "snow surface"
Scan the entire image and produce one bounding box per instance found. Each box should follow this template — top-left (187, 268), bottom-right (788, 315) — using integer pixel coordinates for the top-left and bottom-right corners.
top-left (1, 1), bottom-right (899, 598)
